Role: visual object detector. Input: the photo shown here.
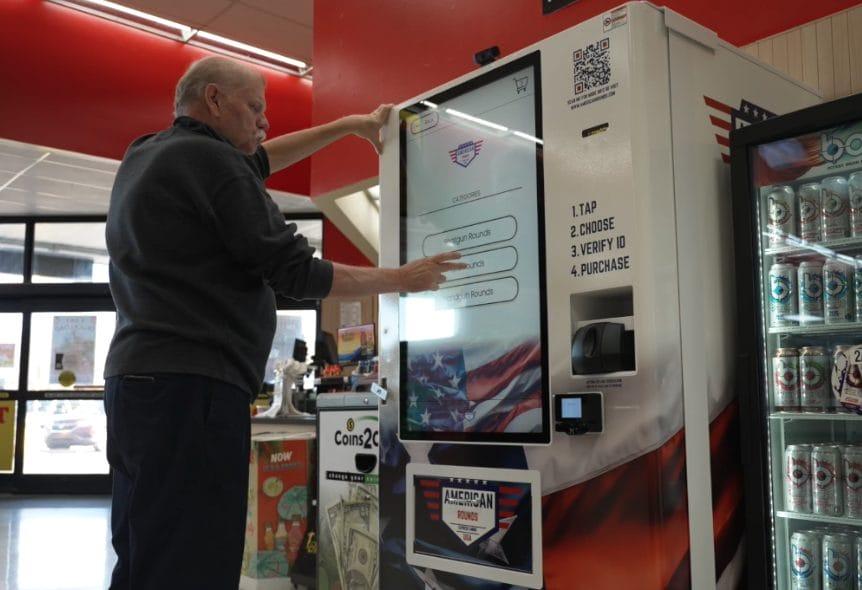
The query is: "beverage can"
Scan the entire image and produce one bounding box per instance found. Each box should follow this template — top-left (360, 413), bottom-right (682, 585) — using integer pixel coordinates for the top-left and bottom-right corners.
top-left (822, 176), bottom-right (851, 241)
top-left (812, 445), bottom-right (844, 517)
top-left (791, 530), bottom-right (821, 589)
top-left (798, 261), bottom-right (824, 325)
top-left (824, 260), bottom-right (854, 324)
top-left (800, 347), bottom-right (830, 411)
top-left (767, 185), bottom-right (797, 246)
top-left (855, 536), bottom-right (862, 590)
top-left (854, 259), bottom-right (862, 322)
top-left (843, 446), bottom-right (862, 518)
top-left (822, 533), bottom-right (853, 589)
top-left (786, 444), bottom-right (813, 513)
top-left (800, 182), bottom-right (823, 242)
top-left (848, 172), bottom-right (862, 237)
top-left (770, 262), bottom-right (799, 327)
top-left (774, 348), bottom-right (800, 411)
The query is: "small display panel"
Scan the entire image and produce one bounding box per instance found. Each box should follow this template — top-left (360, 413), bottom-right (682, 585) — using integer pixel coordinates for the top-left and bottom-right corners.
top-left (337, 324), bottom-right (375, 364)
top-left (561, 397), bottom-right (582, 419)
top-left (399, 51), bottom-right (549, 444)
top-left (405, 463), bottom-right (543, 588)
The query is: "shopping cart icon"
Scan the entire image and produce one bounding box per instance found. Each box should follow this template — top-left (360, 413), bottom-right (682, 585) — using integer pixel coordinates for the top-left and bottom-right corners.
top-left (514, 76), bottom-right (529, 94)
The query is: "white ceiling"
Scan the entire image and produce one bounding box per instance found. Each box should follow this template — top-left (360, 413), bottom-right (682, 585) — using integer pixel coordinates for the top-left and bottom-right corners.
top-left (0, 137), bottom-right (318, 216)
top-left (114, 0), bottom-right (314, 66)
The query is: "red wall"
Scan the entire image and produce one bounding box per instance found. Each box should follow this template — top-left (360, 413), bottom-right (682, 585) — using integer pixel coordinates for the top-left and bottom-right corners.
top-left (0, 0), bottom-right (312, 195)
top-left (311, 0), bottom-right (858, 198)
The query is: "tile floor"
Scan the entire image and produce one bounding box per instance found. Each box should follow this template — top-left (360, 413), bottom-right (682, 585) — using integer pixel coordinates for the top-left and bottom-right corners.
top-left (0, 495), bottom-right (115, 590)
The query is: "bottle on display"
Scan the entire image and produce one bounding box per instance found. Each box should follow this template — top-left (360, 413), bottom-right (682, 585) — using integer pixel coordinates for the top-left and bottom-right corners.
top-left (822, 176), bottom-right (851, 241)
top-left (771, 262), bottom-right (799, 327)
top-left (800, 346), bottom-right (830, 412)
top-left (786, 444), bottom-right (813, 513)
top-left (767, 185), bottom-right (797, 246)
top-left (849, 173), bottom-right (862, 237)
top-left (799, 182), bottom-right (823, 242)
top-left (842, 446), bottom-right (862, 518)
top-left (799, 261), bottom-right (825, 325)
top-left (822, 532), bottom-right (854, 589)
top-left (275, 520), bottom-right (288, 551)
top-left (774, 348), bottom-right (801, 411)
top-left (824, 260), bottom-right (854, 324)
top-left (812, 445), bottom-right (844, 517)
top-left (791, 529), bottom-right (821, 590)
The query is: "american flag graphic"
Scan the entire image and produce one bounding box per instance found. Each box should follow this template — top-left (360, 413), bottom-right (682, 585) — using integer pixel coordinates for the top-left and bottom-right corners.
top-left (704, 96), bottom-right (776, 164)
top-left (405, 341), bottom-right (542, 434)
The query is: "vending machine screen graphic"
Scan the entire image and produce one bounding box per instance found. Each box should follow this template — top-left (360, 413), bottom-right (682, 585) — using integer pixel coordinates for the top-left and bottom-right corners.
top-left (398, 51), bottom-right (549, 444)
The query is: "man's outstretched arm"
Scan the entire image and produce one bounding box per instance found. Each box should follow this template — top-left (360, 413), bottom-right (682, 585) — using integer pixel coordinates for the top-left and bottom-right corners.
top-left (327, 252), bottom-right (465, 298)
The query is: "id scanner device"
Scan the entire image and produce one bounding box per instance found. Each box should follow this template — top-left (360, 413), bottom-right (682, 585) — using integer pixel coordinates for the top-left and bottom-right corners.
top-left (554, 392), bottom-right (603, 436)
top-left (571, 321), bottom-right (635, 375)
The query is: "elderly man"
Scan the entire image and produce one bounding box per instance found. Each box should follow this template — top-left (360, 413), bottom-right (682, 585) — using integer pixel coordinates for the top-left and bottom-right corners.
top-left (103, 56), bottom-right (461, 589)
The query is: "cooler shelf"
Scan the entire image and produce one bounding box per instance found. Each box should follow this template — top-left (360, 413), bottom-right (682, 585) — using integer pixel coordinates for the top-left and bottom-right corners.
top-left (768, 322), bottom-right (862, 335)
top-left (764, 236), bottom-right (862, 257)
top-left (769, 412), bottom-right (862, 421)
top-left (776, 510), bottom-right (862, 527)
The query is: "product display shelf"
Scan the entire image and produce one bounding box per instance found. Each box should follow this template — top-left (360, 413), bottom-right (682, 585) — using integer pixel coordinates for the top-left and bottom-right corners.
top-left (770, 412), bottom-right (862, 422)
top-left (768, 322), bottom-right (862, 335)
top-left (775, 510), bottom-right (862, 527)
top-left (764, 236), bottom-right (862, 257)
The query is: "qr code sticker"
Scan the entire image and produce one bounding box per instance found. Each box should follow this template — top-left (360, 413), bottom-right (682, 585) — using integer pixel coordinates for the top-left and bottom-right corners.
top-left (573, 38), bottom-right (611, 95)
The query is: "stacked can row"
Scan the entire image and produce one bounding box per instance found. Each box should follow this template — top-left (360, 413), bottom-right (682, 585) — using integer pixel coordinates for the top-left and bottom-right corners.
top-left (767, 174), bottom-right (862, 246)
top-left (769, 259), bottom-right (862, 328)
top-left (790, 528), bottom-right (861, 590)
top-left (785, 444), bottom-right (862, 517)
top-left (772, 346), bottom-right (846, 412)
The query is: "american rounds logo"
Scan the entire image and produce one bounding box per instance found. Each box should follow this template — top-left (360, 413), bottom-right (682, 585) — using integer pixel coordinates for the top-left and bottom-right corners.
top-left (826, 273), bottom-right (848, 298)
top-left (791, 544), bottom-right (814, 578)
top-left (851, 189), bottom-right (862, 209)
top-left (824, 191), bottom-right (848, 217)
top-left (789, 459), bottom-right (810, 487)
top-left (821, 131), bottom-right (862, 163)
top-left (771, 276), bottom-right (792, 303)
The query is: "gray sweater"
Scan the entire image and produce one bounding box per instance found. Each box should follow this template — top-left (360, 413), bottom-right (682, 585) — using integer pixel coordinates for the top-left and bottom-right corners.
top-left (104, 116), bottom-right (332, 397)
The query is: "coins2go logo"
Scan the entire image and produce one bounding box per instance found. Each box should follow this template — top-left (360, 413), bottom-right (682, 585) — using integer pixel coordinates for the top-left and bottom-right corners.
top-left (334, 416), bottom-right (379, 450)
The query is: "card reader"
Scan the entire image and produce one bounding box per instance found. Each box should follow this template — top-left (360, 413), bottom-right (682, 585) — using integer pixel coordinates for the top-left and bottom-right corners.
top-left (554, 392), bottom-right (603, 435)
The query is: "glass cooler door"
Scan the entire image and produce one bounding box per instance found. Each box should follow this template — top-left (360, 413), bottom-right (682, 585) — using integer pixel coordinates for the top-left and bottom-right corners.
top-left (753, 123), bottom-right (862, 589)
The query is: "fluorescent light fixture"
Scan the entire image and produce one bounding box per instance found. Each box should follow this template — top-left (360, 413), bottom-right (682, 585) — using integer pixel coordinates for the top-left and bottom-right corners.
top-left (420, 100), bottom-right (438, 109)
top-left (195, 31), bottom-right (307, 69)
top-left (49, 0), bottom-right (308, 75)
top-left (73, 0), bottom-right (194, 37)
top-left (445, 108), bottom-right (508, 132)
top-left (513, 130), bottom-right (544, 145)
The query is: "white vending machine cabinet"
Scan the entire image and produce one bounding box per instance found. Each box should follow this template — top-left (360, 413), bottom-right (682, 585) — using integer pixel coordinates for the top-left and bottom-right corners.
top-left (377, 3), bottom-right (821, 588)
top-left (317, 394), bottom-right (380, 590)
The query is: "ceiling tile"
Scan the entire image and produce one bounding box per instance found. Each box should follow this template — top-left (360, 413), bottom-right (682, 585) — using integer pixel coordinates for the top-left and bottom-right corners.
top-left (238, 0), bottom-right (312, 26)
top-left (112, 0), bottom-right (233, 29)
top-left (205, 3), bottom-right (312, 65)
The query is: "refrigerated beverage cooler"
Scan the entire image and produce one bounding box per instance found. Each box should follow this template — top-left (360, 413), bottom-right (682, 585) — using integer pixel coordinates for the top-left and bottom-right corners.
top-left (732, 94), bottom-right (862, 589)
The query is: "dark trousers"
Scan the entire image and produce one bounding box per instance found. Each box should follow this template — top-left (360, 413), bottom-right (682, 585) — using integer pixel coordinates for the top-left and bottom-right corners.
top-left (105, 373), bottom-right (251, 590)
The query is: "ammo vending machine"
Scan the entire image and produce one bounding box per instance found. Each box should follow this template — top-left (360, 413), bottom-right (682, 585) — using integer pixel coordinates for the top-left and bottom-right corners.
top-left (374, 3), bottom-right (819, 588)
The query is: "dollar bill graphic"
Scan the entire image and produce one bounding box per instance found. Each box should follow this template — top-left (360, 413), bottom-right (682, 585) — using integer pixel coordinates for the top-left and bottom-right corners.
top-left (346, 526), bottom-right (378, 590)
top-left (326, 500), bottom-right (346, 589)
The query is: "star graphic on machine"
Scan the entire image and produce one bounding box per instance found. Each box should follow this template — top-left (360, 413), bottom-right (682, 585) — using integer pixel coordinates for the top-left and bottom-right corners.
top-left (421, 408), bottom-right (432, 425)
top-left (432, 352), bottom-right (445, 370)
top-left (478, 515), bottom-right (517, 564)
top-left (449, 373), bottom-right (461, 388)
top-left (408, 392), bottom-right (418, 407)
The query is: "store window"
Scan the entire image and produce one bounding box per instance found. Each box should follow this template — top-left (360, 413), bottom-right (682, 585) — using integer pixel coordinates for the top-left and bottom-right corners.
top-left (264, 309), bottom-right (318, 382)
top-left (0, 313), bottom-right (23, 390)
top-left (27, 312), bottom-right (115, 390)
top-left (290, 218), bottom-right (323, 258)
top-left (32, 222), bottom-right (109, 283)
top-left (0, 223), bottom-right (25, 283)
top-left (22, 399), bottom-right (108, 475)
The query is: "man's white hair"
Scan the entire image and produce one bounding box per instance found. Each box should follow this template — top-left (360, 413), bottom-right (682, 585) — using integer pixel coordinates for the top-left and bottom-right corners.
top-left (174, 56), bottom-right (263, 117)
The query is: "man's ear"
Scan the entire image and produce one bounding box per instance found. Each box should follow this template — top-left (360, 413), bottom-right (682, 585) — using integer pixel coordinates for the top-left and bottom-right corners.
top-left (204, 83), bottom-right (222, 116)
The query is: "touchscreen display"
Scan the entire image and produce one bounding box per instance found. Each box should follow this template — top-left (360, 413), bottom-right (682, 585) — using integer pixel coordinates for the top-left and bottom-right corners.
top-left (399, 52), bottom-right (548, 444)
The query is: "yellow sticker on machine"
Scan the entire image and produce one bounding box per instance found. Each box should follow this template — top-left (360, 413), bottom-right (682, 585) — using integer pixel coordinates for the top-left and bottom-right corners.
top-left (0, 401), bottom-right (16, 471)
